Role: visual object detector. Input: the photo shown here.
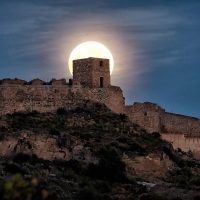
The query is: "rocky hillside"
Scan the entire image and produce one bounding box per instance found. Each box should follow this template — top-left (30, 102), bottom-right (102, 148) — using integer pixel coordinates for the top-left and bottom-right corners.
top-left (0, 102), bottom-right (200, 200)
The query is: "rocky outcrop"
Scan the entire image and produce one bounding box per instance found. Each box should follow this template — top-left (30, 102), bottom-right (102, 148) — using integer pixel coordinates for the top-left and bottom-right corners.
top-left (0, 130), bottom-right (98, 164)
top-left (123, 152), bottom-right (173, 182)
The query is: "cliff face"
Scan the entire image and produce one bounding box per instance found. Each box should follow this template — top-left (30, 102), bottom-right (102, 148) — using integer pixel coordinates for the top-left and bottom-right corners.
top-left (0, 130), bottom-right (98, 164)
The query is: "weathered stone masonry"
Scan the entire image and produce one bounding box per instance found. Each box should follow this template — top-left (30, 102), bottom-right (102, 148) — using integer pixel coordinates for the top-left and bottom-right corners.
top-left (0, 85), bottom-right (124, 115)
top-left (73, 57), bottom-right (110, 88)
top-left (125, 102), bottom-right (200, 154)
top-left (0, 58), bottom-right (124, 115)
top-left (1, 57), bottom-right (200, 154)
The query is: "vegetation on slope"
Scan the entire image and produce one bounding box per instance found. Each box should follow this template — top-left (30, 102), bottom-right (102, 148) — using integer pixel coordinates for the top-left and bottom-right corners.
top-left (0, 103), bottom-right (200, 199)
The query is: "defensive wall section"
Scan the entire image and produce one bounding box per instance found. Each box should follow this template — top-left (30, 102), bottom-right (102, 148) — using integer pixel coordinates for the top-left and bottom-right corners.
top-left (125, 102), bottom-right (165, 133)
top-left (0, 78), bottom-right (124, 115)
top-left (125, 102), bottom-right (200, 154)
top-left (0, 58), bottom-right (124, 115)
top-left (125, 102), bottom-right (200, 136)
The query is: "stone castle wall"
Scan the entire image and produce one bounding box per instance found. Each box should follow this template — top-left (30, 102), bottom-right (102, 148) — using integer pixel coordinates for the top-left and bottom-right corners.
top-left (125, 102), bottom-right (200, 153)
top-left (0, 84), bottom-right (124, 115)
top-left (163, 112), bottom-right (200, 136)
top-left (124, 102), bottom-right (165, 133)
top-left (161, 133), bottom-right (200, 159)
top-left (125, 102), bottom-right (200, 136)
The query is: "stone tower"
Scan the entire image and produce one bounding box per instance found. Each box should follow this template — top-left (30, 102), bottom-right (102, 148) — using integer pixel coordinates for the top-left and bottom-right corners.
top-left (73, 57), bottom-right (110, 88)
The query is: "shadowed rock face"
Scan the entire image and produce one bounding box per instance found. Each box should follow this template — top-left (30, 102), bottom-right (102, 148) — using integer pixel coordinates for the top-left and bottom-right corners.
top-left (123, 152), bottom-right (173, 182)
top-left (0, 130), bottom-right (98, 164)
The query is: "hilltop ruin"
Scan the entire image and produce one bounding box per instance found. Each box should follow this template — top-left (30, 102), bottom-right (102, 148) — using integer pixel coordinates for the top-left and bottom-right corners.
top-left (0, 57), bottom-right (200, 155)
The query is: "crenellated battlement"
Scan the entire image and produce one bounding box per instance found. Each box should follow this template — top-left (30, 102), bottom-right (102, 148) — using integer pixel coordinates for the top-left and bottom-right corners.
top-left (0, 78), bottom-right (79, 86)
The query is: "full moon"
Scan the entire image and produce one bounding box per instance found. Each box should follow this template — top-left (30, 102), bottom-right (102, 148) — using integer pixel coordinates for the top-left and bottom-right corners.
top-left (68, 41), bottom-right (114, 75)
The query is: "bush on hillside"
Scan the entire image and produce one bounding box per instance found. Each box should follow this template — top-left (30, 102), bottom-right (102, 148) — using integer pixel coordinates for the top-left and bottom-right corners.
top-left (0, 174), bottom-right (51, 200)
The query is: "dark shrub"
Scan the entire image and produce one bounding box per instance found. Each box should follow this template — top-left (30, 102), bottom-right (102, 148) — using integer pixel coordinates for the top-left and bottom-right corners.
top-left (119, 113), bottom-right (127, 121)
top-left (152, 132), bottom-right (161, 138)
top-left (194, 196), bottom-right (200, 200)
top-left (117, 137), bottom-right (127, 143)
top-left (57, 137), bottom-right (67, 148)
top-left (135, 185), bottom-right (147, 195)
top-left (79, 185), bottom-right (111, 200)
top-left (5, 163), bottom-right (22, 174)
top-left (31, 154), bottom-right (38, 165)
top-left (89, 147), bottom-right (126, 182)
top-left (0, 133), bottom-right (5, 141)
top-left (129, 143), bottom-right (146, 152)
top-left (140, 194), bottom-right (168, 200)
top-left (26, 141), bottom-right (32, 149)
top-left (162, 146), bottom-right (174, 160)
top-left (49, 129), bottom-right (60, 136)
top-left (0, 174), bottom-right (52, 199)
top-left (13, 153), bottom-right (31, 163)
top-left (26, 110), bottom-right (39, 117)
top-left (192, 178), bottom-right (200, 186)
top-left (80, 134), bottom-right (91, 141)
top-left (94, 180), bottom-right (111, 193)
top-left (57, 108), bottom-right (66, 115)
top-left (0, 126), bottom-right (7, 132)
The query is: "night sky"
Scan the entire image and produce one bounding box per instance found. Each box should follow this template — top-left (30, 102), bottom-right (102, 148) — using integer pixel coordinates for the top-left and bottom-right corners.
top-left (0, 0), bottom-right (200, 118)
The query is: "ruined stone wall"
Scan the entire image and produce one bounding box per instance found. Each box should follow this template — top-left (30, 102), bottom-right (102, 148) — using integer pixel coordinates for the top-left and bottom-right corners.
top-left (0, 85), bottom-right (124, 115)
top-left (125, 102), bottom-right (200, 153)
top-left (124, 102), bottom-right (165, 133)
top-left (162, 112), bottom-right (200, 136)
top-left (125, 102), bottom-right (200, 136)
top-left (89, 86), bottom-right (124, 114)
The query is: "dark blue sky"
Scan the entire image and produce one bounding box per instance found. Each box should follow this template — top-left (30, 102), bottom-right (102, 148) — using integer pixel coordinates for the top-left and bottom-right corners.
top-left (0, 0), bottom-right (200, 118)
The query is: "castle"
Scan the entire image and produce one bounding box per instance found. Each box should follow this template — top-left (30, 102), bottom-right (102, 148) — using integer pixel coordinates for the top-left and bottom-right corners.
top-left (0, 57), bottom-right (200, 156)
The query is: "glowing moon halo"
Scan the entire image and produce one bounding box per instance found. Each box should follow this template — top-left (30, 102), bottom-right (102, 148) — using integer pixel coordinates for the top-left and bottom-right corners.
top-left (68, 41), bottom-right (114, 75)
